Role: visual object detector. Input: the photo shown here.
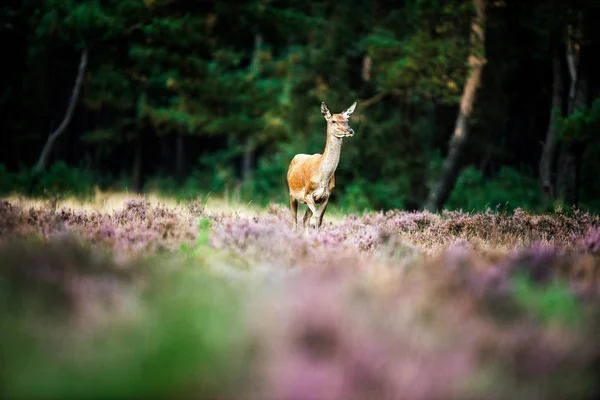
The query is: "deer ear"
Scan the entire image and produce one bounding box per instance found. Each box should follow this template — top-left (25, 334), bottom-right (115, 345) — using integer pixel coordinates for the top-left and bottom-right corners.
top-left (321, 102), bottom-right (331, 120)
top-left (342, 101), bottom-right (357, 118)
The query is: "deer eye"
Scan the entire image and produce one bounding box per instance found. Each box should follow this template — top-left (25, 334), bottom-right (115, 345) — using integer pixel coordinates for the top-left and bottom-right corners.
top-left (331, 120), bottom-right (336, 124)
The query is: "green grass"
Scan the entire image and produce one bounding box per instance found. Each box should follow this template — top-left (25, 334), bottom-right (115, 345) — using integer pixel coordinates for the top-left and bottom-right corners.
top-left (512, 272), bottom-right (583, 328)
top-left (0, 246), bottom-right (246, 399)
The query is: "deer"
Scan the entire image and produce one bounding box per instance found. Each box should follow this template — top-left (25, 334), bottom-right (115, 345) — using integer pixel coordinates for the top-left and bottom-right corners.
top-left (287, 100), bottom-right (357, 233)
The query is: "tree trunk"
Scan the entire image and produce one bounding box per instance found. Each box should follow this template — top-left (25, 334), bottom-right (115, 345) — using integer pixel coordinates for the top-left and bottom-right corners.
top-left (556, 73), bottom-right (587, 206)
top-left (34, 48), bottom-right (88, 172)
top-left (557, 18), bottom-right (586, 207)
top-left (556, 149), bottom-right (577, 205)
top-left (425, 0), bottom-right (487, 212)
top-left (539, 43), bottom-right (563, 205)
top-left (362, 55), bottom-right (372, 83)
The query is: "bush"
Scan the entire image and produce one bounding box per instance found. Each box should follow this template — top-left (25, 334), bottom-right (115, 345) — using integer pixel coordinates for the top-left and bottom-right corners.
top-left (447, 165), bottom-right (540, 212)
top-left (0, 162), bottom-right (96, 200)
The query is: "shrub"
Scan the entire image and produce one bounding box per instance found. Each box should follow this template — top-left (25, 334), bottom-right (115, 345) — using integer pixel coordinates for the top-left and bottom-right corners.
top-left (447, 165), bottom-right (540, 212)
top-left (0, 162), bottom-right (96, 200)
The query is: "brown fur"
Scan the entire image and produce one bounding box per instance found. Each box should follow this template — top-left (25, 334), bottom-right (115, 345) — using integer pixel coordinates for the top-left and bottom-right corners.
top-left (287, 155), bottom-right (336, 203)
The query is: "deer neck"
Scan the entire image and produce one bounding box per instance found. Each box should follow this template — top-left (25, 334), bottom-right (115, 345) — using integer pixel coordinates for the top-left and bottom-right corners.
top-left (318, 132), bottom-right (343, 183)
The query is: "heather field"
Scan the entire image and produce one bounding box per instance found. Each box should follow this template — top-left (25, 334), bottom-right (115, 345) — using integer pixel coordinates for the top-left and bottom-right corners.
top-left (3, 196), bottom-right (600, 399)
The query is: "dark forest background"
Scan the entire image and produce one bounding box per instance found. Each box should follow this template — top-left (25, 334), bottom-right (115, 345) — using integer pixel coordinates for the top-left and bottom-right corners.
top-left (2, 0), bottom-right (600, 213)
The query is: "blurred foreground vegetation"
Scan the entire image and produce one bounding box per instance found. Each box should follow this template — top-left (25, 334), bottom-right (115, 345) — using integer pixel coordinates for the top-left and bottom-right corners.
top-left (2, 197), bottom-right (600, 398)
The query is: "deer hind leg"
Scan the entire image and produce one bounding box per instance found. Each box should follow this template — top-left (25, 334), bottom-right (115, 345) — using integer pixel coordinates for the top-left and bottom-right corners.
top-left (302, 208), bottom-right (313, 234)
top-left (290, 194), bottom-right (298, 229)
top-left (316, 197), bottom-right (329, 229)
top-left (304, 194), bottom-right (319, 231)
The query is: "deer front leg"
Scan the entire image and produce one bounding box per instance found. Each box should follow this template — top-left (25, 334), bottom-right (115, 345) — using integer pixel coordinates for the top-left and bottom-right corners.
top-left (304, 194), bottom-right (318, 233)
top-left (290, 194), bottom-right (298, 229)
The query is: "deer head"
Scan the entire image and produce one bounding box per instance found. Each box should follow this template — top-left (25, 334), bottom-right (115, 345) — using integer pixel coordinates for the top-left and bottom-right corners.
top-left (321, 101), bottom-right (357, 138)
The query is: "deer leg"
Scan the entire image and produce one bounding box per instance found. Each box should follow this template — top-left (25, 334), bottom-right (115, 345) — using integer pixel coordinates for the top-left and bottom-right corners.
top-left (290, 194), bottom-right (298, 229)
top-left (316, 197), bottom-right (329, 228)
top-left (302, 208), bottom-right (313, 233)
top-left (305, 195), bottom-right (318, 231)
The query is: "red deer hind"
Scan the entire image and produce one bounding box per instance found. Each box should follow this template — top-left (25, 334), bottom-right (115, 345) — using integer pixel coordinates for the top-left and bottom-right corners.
top-left (287, 101), bottom-right (357, 232)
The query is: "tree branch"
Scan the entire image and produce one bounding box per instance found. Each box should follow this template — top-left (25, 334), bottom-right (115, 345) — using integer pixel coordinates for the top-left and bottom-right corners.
top-left (359, 90), bottom-right (400, 108)
top-left (565, 14), bottom-right (582, 114)
top-left (566, 36), bottom-right (578, 82)
top-left (34, 48), bottom-right (88, 172)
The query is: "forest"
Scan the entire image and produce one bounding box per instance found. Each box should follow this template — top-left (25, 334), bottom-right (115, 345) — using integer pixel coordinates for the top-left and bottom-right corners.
top-left (2, 0), bottom-right (600, 213)
top-left (5, 1), bottom-right (600, 399)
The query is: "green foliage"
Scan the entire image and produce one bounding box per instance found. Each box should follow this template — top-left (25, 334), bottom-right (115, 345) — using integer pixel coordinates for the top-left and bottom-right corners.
top-left (140, 159), bottom-right (544, 215)
top-left (447, 165), bottom-right (540, 212)
top-left (341, 177), bottom-right (409, 213)
top-left (556, 96), bottom-right (600, 143)
top-left (6, 0), bottom-right (600, 214)
top-left (0, 164), bottom-right (13, 194)
top-left (0, 162), bottom-right (96, 200)
top-left (361, 0), bottom-right (472, 104)
top-left (512, 272), bottom-right (582, 328)
top-left (196, 217), bottom-right (211, 247)
top-left (247, 151), bottom-right (291, 204)
top-left (341, 179), bottom-right (375, 212)
top-left (580, 140), bottom-right (600, 212)
top-left (0, 241), bottom-right (244, 399)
